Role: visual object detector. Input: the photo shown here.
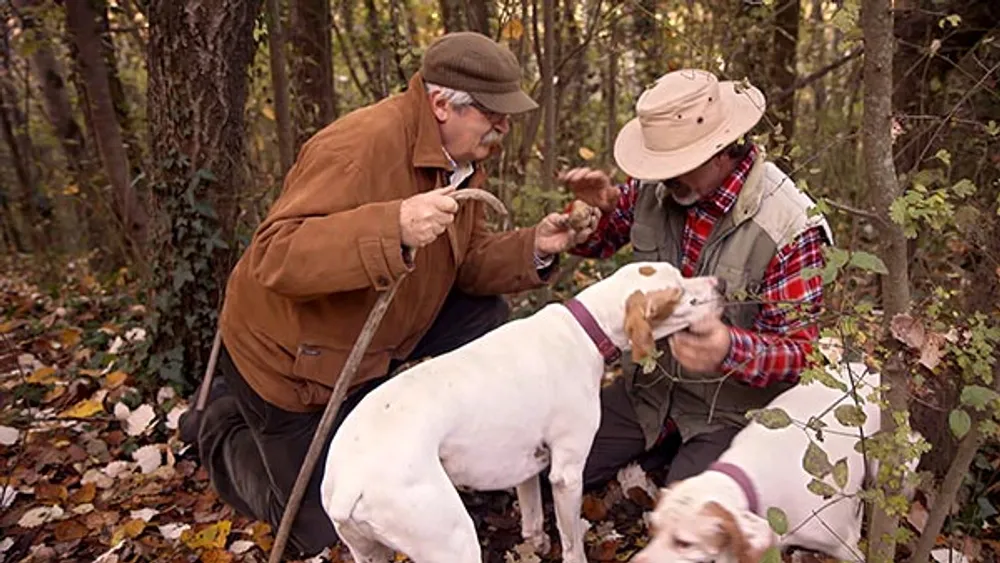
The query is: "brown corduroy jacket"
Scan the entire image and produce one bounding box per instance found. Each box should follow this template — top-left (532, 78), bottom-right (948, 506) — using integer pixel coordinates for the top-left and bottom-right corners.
top-left (219, 72), bottom-right (550, 412)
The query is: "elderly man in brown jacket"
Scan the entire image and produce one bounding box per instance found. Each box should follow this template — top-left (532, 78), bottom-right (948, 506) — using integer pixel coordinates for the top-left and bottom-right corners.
top-left (184, 32), bottom-right (594, 558)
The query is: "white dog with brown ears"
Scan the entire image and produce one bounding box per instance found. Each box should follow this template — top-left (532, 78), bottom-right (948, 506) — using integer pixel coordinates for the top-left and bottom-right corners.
top-left (320, 261), bottom-right (725, 563)
top-left (632, 360), bottom-right (919, 563)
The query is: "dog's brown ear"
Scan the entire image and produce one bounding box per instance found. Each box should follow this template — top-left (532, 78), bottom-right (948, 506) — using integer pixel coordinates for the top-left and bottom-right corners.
top-left (700, 502), bottom-right (775, 563)
top-left (645, 287), bottom-right (684, 323)
top-left (625, 290), bottom-right (655, 362)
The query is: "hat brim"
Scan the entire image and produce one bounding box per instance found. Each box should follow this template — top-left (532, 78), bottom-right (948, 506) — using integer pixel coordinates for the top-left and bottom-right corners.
top-left (472, 89), bottom-right (539, 115)
top-left (613, 82), bottom-right (765, 180)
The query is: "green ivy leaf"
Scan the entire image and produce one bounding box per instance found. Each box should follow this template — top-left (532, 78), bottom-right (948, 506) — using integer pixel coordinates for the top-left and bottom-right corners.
top-left (807, 479), bottom-right (838, 498)
top-left (766, 507), bottom-right (788, 535)
top-left (949, 409), bottom-right (972, 439)
top-left (834, 404), bottom-right (868, 427)
top-left (960, 385), bottom-right (1000, 410)
top-left (848, 251), bottom-right (889, 275)
top-left (759, 546), bottom-right (782, 563)
top-left (833, 458), bottom-right (849, 489)
top-left (803, 442), bottom-right (833, 478)
top-left (749, 407), bottom-right (793, 430)
top-left (950, 178), bottom-right (977, 198)
top-left (934, 149), bottom-right (952, 167)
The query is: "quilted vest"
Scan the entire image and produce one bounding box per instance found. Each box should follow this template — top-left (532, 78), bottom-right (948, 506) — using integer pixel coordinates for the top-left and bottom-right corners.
top-left (623, 152), bottom-right (832, 447)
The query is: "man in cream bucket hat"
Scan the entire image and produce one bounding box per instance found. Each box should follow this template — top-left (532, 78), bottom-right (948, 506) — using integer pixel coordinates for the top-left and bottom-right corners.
top-left (561, 69), bottom-right (833, 487)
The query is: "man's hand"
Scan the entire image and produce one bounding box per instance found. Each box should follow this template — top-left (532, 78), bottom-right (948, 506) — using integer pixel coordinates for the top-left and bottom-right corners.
top-left (533, 211), bottom-right (598, 257)
top-left (558, 167), bottom-right (621, 212)
top-left (399, 187), bottom-right (459, 248)
top-left (668, 314), bottom-right (732, 373)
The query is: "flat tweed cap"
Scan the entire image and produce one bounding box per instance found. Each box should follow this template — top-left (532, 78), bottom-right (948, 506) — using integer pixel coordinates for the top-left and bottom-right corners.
top-left (421, 31), bottom-right (538, 115)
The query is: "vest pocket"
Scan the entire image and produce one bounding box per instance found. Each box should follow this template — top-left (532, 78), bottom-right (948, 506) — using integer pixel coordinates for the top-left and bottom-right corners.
top-left (630, 223), bottom-right (659, 259)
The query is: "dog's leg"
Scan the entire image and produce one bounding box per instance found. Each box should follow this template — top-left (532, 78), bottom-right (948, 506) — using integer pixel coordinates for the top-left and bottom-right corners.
top-left (548, 453), bottom-right (587, 563)
top-left (333, 520), bottom-right (394, 563)
top-left (515, 474), bottom-right (551, 555)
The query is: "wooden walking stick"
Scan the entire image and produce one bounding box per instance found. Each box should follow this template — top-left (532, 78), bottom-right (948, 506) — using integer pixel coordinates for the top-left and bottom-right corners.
top-left (267, 188), bottom-right (508, 562)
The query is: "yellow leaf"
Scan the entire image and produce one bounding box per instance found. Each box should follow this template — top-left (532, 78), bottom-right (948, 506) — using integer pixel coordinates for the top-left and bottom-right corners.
top-left (60, 327), bottom-right (82, 348)
top-left (501, 18), bottom-right (524, 41)
top-left (578, 147), bottom-right (595, 161)
top-left (59, 398), bottom-right (105, 418)
top-left (104, 371), bottom-right (128, 389)
top-left (28, 366), bottom-right (58, 384)
top-left (201, 549), bottom-right (234, 563)
top-left (111, 518), bottom-right (146, 545)
top-left (249, 521), bottom-right (273, 551)
top-left (43, 385), bottom-right (66, 404)
top-left (0, 320), bottom-right (18, 334)
top-left (185, 520), bottom-right (232, 550)
top-left (63, 184), bottom-right (80, 196)
top-left (261, 106), bottom-right (276, 121)
top-left (79, 368), bottom-right (103, 377)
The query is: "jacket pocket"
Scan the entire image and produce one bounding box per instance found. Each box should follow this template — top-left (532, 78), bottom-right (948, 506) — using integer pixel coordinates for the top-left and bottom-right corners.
top-left (290, 344), bottom-right (339, 405)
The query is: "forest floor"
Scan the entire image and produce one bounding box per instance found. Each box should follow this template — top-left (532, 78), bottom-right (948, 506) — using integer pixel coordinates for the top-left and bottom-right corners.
top-left (0, 257), bottom-right (994, 563)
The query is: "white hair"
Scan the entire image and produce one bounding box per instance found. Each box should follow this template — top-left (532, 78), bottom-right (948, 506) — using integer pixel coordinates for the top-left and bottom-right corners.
top-left (425, 81), bottom-right (475, 108)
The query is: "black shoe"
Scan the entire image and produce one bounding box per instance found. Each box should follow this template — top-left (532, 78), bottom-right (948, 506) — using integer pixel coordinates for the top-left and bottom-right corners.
top-left (639, 419), bottom-right (682, 474)
top-left (178, 376), bottom-right (231, 445)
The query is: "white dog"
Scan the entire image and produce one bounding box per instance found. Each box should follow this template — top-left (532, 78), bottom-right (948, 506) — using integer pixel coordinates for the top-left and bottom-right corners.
top-left (320, 261), bottom-right (724, 563)
top-left (633, 362), bottom-right (908, 563)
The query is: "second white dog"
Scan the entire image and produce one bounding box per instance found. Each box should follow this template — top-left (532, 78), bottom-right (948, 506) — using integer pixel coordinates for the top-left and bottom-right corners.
top-left (320, 261), bottom-right (723, 563)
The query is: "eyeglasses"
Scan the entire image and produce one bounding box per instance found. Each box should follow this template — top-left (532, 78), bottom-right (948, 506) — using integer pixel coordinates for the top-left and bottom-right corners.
top-left (468, 101), bottom-right (508, 125)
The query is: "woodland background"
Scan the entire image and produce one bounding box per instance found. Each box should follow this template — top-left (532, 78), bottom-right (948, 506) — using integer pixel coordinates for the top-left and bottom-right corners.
top-left (0, 0), bottom-right (998, 562)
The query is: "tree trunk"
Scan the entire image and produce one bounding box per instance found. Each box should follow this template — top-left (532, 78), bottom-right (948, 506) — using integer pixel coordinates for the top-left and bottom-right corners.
top-left (65, 0), bottom-right (149, 250)
top-left (266, 0), bottom-right (294, 174)
top-left (290, 0), bottom-right (336, 148)
top-left (466, 0), bottom-right (491, 36)
top-left (439, 0), bottom-right (464, 33)
top-left (630, 0), bottom-right (660, 86)
top-left (770, 0), bottom-right (799, 145)
top-left (862, 0), bottom-right (911, 560)
top-left (540, 0), bottom-right (555, 191)
top-left (146, 0), bottom-right (263, 387)
top-left (604, 14), bottom-right (618, 166)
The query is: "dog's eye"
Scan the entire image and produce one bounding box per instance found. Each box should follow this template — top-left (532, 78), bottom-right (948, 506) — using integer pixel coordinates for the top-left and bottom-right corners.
top-left (673, 537), bottom-right (692, 549)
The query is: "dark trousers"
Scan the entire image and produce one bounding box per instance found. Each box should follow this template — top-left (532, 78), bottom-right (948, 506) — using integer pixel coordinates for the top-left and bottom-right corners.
top-left (197, 289), bottom-right (510, 558)
top-left (582, 376), bottom-right (740, 488)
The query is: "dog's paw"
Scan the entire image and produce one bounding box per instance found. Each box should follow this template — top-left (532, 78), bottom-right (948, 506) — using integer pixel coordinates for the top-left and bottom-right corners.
top-left (525, 532), bottom-right (551, 556)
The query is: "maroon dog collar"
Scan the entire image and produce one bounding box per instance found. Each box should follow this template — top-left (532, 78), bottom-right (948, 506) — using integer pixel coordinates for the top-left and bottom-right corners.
top-left (564, 298), bottom-right (621, 364)
top-left (708, 461), bottom-right (760, 515)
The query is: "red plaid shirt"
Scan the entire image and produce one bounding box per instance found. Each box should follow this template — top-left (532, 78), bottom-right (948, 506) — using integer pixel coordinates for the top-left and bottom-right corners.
top-left (570, 147), bottom-right (827, 387)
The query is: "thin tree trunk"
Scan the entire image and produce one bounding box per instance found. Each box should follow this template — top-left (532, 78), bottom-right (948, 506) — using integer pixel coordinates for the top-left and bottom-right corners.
top-left (290, 0), bottom-right (336, 148)
top-left (147, 0), bottom-right (263, 387)
top-left (604, 14), bottom-right (618, 166)
top-left (770, 0), bottom-right (799, 144)
top-left (439, 0), bottom-right (464, 33)
top-left (466, 0), bottom-right (491, 36)
top-left (0, 84), bottom-right (40, 252)
top-left (266, 0), bottom-right (294, 174)
top-left (862, 0), bottom-right (911, 560)
top-left (540, 0), bottom-right (555, 191)
top-left (65, 0), bottom-right (149, 250)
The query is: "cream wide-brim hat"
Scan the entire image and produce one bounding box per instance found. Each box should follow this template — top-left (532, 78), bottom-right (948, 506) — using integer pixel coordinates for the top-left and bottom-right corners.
top-left (614, 69), bottom-right (766, 181)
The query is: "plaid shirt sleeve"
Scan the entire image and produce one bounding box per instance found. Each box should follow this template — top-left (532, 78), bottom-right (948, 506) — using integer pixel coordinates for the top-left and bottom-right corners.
top-left (720, 225), bottom-right (828, 387)
top-left (567, 179), bottom-right (641, 259)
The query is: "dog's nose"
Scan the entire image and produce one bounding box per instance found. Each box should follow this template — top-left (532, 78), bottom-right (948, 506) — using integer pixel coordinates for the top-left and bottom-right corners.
top-left (714, 277), bottom-right (727, 295)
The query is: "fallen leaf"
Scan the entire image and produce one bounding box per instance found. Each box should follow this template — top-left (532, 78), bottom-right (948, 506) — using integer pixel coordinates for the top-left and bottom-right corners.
top-left (59, 398), bottom-right (105, 418)
top-left (104, 371), bottom-right (128, 389)
top-left (111, 518), bottom-right (147, 545)
top-left (28, 366), bottom-right (59, 384)
top-left (230, 540), bottom-right (255, 555)
top-left (185, 520), bottom-right (232, 550)
top-left (59, 327), bottom-right (83, 348)
top-left (81, 468), bottom-right (114, 489)
top-left (1, 485), bottom-right (17, 509)
top-left (247, 520), bottom-right (273, 551)
top-left (166, 405), bottom-right (186, 430)
top-left (35, 482), bottom-right (69, 504)
top-left (130, 508), bottom-right (159, 522)
top-left (18, 505), bottom-right (65, 528)
top-left (43, 385), bottom-right (67, 404)
top-left (0, 425), bottom-right (18, 446)
top-left (159, 522), bottom-right (191, 541)
top-left (890, 313), bottom-right (926, 350)
top-left (578, 146), bottom-right (596, 161)
top-left (919, 332), bottom-right (947, 370)
top-left (157, 386), bottom-right (176, 404)
top-left (54, 518), bottom-right (89, 541)
top-left (202, 549), bottom-right (234, 563)
top-left (132, 444), bottom-right (162, 474)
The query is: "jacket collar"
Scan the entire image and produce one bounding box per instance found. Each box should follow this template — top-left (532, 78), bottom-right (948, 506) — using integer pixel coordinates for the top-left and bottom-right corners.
top-left (407, 72), bottom-right (454, 171)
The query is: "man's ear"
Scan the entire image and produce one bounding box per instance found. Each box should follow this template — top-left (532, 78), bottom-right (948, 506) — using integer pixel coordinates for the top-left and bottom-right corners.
top-left (428, 91), bottom-right (450, 122)
top-left (645, 287), bottom-right (683, 322)
top-left (624, 290), bottom-right (654, 361)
